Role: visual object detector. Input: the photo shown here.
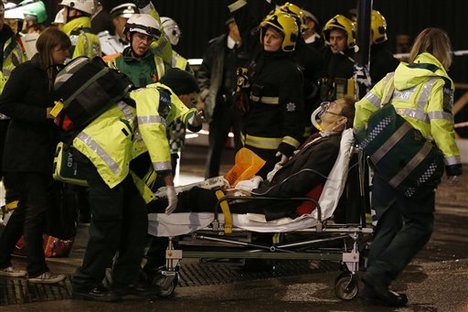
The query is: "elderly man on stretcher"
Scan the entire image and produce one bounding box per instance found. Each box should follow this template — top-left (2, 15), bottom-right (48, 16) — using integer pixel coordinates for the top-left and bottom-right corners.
top-left (147, 96), bottom-right (356, 221)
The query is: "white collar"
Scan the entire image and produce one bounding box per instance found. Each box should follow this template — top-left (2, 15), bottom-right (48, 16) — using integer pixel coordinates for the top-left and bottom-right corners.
top-left (227, 35), bottom-right (239, 49)
top-left (304, 33), bottom-right (321, 44)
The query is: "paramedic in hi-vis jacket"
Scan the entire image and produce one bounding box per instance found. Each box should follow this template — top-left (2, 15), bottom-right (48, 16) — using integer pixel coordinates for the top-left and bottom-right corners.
top-left (54, 65), bottom-right (201, 302)
top-left (354, 28), bottom-right (462, 307)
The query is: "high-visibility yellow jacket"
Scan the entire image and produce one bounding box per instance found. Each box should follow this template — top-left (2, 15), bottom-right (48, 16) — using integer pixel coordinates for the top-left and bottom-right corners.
top-left (63, 16), bottom-right (101, 59)
top-left (0, 29), bottom-right (27, 121)
top-left (170, 50), bottom-right (191, 73)
top-left (354, 52), bottom-right (461, 166)
top-left (72, 83), bottom-right (197, 202)
top-left (0, 32), bottom-right (27, 93)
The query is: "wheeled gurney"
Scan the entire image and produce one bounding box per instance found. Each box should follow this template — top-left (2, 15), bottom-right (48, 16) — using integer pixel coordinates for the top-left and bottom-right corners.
top-left (147, 129), bottom-right (373, 300)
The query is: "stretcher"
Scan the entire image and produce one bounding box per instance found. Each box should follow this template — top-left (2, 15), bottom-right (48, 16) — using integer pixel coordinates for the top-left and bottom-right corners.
top-left (147, 129), bottom-right (373, 300)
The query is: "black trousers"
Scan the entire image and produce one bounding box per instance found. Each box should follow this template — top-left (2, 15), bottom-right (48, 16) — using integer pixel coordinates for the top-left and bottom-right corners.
top-left (0, 172), bottom-right (51, 276)
top-left (205, 101), bottom-right (242, 179)
top-left (72, 161), bottom-right (147, 291)
top-left (366, 175), bottom-right (434, 287)
top-left (0, 120), bottom-right (19, 205)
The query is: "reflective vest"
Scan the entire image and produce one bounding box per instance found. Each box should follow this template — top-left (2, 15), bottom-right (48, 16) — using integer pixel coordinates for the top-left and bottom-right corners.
top-left (0, 35), bottom-right (26, 92)
top-left (354, 52), bottom-right (461, 166)
top-left (170, 50), bottom-right (190, 72)
top-left (0, 34), bottom-right (27, 119)
top-left (63, 17), bottom-right (101, 58)
top-left (72, 83), bottom-right (196, 201)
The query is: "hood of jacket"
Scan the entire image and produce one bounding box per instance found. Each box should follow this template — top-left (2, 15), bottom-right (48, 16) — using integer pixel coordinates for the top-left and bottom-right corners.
top-left (393, 52), bottom-right (453, 91)
top-left (63, 16), bottom-right (92, 36)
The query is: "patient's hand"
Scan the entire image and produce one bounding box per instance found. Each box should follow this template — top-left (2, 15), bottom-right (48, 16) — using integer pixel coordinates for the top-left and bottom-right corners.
top-left (226, 188), bottom-right (251, 197)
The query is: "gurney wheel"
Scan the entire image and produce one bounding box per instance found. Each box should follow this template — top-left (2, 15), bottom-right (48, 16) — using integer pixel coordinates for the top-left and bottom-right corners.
top-left (152, 271), bottom-right (178, 298)
top-left (334, 272), bottom-right (359, 301)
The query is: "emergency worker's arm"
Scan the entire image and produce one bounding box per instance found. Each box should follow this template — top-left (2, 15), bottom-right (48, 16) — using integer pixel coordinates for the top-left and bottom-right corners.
top-left (131, 87), bottom-right (172, 172)
top-left (278, 66), bottom-right (304, 157)
top-left (353, 73), bottom-right (391, 129)
top-left (73, 33), bottom-right (102, 58)
top-left (426, 80), bottom-right (461, 168)
top-left (0, 65), bottom-right (50, 123)
top-left (228, 0), bottom-right (265, 55)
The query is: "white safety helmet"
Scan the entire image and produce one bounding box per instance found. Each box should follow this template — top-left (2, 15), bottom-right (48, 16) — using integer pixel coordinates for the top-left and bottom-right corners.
top-left (160, 16), bottom-right (181, 46)
top-left (60, 0), bottom-right (95, 15)
top-left (124, 13), bottom-right (161, 39)
top-left (53, 7), bottom-right (65, 24)
top-left (110, 2), bottom-right (138, 19)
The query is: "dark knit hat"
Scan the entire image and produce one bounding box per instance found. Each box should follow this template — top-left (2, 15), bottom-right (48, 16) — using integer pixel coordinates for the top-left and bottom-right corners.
top-left (159, 68), bottom-right (199, 95)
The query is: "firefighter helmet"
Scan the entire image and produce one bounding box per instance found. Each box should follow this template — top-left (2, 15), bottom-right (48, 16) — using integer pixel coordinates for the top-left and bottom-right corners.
top-left (259, 11), bottom-right (299, 52)
top-left (124, 13), bottom-right (161, 39)
top-left (323, 14), bottom-right (356, 48)
top-left (60, 0), bottom-right (95, 15)
top-left (160, 16), bottom-right (182, 46)
top-left (278, 2), bottom-right (304, 28)
top-left (371, 10), bottom-right (387, 44)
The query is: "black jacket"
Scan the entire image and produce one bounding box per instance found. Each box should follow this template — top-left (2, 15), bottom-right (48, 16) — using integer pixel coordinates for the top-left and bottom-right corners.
top-left (0, 57), bottom-right (58, 174)
top-left (197, 33), bottom-right (248, 122)
top-left (254, 133), bottom-right (341, 220)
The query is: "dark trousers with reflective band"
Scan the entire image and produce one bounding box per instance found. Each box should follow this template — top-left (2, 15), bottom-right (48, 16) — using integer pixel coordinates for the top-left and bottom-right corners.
top-left (0, 172), bottom-right (51, 276)
top-left (367, 175), bottom-right (434, 286)
top-left (72, 161), bottom-right (147, 291)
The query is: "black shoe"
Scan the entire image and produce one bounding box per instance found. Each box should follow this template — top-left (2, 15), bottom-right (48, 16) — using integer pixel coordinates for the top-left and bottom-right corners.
top-left (361, 273), bottom-right (408, 307)
top-left (112, 283), bottom-right (160, 298)
top-left (72, 285), bottom-right (121, 302)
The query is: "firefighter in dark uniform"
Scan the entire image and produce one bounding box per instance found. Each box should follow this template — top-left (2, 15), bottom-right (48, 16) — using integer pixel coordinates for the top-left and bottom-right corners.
top-left (369, 10), bottom-right (399, 84)
top-left (276, 3), bottom-right (323, 138)
top-left (228, 0), bottom-right (305, 178)
top-left (320, 14), bottom-right (356, 101)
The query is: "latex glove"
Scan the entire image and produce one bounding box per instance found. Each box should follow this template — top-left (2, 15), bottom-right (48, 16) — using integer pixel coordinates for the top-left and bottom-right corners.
top-left (275, 151), bottom-right (289, 165)
top-left (165, 186), bottom-right (178, 215)
top-left (188, 110), bottom-right (204, 127)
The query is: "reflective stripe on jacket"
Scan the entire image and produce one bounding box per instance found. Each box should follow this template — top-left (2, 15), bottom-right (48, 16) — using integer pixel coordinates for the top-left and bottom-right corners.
top-left (73, 85), bottom-right (195, 198)
top-left (354, 52), bottom-right (461, 166)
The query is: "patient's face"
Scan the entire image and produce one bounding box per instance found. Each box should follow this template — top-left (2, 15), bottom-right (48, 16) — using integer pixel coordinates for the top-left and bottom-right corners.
top-left (320, 99), bottom-right (346, 130)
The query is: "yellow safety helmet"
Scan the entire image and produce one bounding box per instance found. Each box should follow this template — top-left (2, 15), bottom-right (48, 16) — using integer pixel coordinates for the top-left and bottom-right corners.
top-left (371, 10), bottom-right (387, 44)
top-left (323, 14), bottom-right (356, 49)
top-left (278, 2), bottom-right (304, 28)
top-left (259, 11), bottom-right (299, 52)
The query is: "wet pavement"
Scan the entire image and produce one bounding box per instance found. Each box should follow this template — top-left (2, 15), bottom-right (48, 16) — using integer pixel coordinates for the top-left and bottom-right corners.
top-left (1, 145), bottom-right (467, 312)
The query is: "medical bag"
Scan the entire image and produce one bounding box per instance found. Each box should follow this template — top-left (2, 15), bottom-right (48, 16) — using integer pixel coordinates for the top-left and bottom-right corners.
top-left (354, 103), bottom-right (444, 199)
top-left (53, 56), bottom-right (133, 132)
top-left (53, 142), bottom-right (88, 186)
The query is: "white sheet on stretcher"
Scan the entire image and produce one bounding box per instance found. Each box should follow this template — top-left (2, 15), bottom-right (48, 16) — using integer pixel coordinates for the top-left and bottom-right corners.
top-left (148, 129), bottom-right (354, 236)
